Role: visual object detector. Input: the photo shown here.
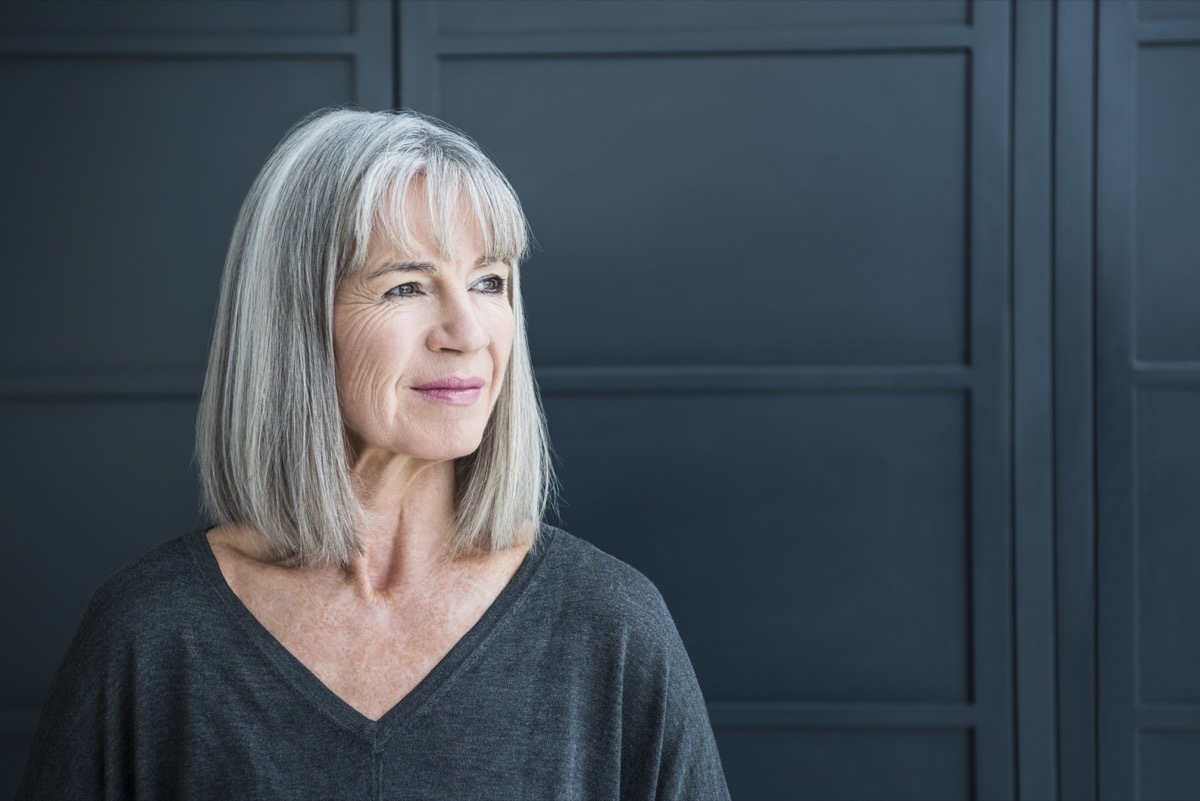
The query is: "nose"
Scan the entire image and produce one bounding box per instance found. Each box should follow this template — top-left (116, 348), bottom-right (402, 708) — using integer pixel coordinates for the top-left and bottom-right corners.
top-left (427, 290), bottom-right (489, 353)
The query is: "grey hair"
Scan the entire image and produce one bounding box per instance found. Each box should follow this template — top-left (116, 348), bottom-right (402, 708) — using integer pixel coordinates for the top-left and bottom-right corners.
top-left (196, 108), bottom-right (553, 566)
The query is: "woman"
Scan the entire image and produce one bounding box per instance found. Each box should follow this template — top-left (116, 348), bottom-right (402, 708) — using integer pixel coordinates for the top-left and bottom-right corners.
top-left (18, 109), bottom-right (729, 800)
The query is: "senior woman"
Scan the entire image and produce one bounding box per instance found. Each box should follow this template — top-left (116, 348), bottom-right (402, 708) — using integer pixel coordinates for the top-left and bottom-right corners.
top-left (18, 109), bottom-right (728, 800)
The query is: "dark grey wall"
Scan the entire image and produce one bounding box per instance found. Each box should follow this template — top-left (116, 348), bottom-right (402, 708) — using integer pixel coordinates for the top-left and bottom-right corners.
top-left (1095, 2), bottom-right (1200, 800)
top-left (407, 4), bottom-right (1010, 799)
top-left (0, 0), bottom-right (393, 794)
top-left (2, 1), bottom-right (1198, 799)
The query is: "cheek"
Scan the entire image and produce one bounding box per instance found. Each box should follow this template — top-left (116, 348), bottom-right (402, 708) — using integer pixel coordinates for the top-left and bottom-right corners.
top-left (334, 317), bottom-right (411, 413)
top-left (489, 310), bottom-right (516, 375)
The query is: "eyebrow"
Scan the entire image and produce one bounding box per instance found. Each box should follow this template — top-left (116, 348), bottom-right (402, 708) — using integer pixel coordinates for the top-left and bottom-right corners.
top-left (367, 261), bottom-right (436, 280)
top-left (366, 258), bottom-right (504, 280)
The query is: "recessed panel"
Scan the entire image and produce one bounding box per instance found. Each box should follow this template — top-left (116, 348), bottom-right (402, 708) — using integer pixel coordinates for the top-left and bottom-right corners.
top-left (1136, 45), bottom-right (1200, 360)
top-left (445, 52), bottom-right (968, 366)
top-left (1140, 0), bottom-right (1200, 20)
top-left (0, 0), bottom-right (352, 34)
top-left (439, 0), bottom-right (969, 34)
top-left (717, 728), bottom-right (971, 801)
top-left (542, 391), bottom-right (970, 703)
top-left (0, 401), bottom-right (201, 709)
top-left (1136, 388), bottom-right (1200, 702)
top-left (1138, 731), bottom-right (1200, 801)
top-left (0, 57), bottom-right (353, 373)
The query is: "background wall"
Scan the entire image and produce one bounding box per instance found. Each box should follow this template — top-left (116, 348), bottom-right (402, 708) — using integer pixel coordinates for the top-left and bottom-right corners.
top-left (1, 1), bottom-right (1198, 799)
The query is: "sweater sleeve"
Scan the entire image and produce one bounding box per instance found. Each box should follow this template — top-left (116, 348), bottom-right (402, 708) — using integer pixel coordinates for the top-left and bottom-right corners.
top-left (17, 586), bottom-right (136, 801)
top-left (616, 580), bottom-right (731, 801)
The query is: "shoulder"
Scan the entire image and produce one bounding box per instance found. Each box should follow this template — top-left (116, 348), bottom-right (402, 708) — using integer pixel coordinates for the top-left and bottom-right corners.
top-left (73, 531), bottom-right (215, 656)
top-left (527, 528), bottom-right (730, 799)
top-left (532, 526), bottom-right (679, 647)
top-left (535, 526), bottom-right (667, 609)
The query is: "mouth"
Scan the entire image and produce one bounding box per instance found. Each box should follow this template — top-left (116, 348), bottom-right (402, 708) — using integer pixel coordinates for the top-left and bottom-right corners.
top-left (412, 376), bottom-right (485, 406)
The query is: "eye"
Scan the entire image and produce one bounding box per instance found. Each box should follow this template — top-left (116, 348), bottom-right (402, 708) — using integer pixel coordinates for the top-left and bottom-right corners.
top-left (473, 275), bottom-right (507, 295)
top-left (384, 282), bottom-right (421, 300)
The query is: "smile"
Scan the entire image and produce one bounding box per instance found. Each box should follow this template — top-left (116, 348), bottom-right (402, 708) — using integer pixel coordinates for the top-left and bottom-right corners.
top-left (412, 376), bottom-right (485, 406)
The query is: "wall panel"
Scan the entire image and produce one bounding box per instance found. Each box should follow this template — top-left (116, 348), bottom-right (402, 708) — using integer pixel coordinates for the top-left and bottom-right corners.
top-left (404, 1), bottom-right (1013, 797)
top-left (0, 58), bottom-right (353, 373)
top-left (1139, 0), bottom-right (1200, 20)
top-left (438, 0), bottom-right (970, 34)
top-left (1136, 388), bottom-right (1200, 705)
top-left (544, 391), bottom-right (970, 704)
top-left (442, 51), bottom-right (968, 367)
top-left (0, 1), bottom-right (355, 34)
top-left (1134, 44), bottom-right (1200, 361)
top-left (1097, 1), bottom-right (1200, 798)
top-left (1138, 732), bottom-right (1200, 801)
top-left (0, 2), bottom-right (393, 796)
top-left (0, 401), bottom-right (200, 708)
top-left (717, 728), bottom-right (972, 801)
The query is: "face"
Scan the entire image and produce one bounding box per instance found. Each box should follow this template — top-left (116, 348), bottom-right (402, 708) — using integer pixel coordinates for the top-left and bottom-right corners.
top-left (333, 191), bottom-right (514, 469)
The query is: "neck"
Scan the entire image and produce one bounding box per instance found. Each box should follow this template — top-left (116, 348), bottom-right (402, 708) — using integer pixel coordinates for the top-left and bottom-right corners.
top-left (346, 451), bottom-right (461, 598)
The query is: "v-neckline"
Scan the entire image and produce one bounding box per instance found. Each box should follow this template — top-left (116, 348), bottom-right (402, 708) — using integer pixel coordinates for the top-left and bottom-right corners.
top-left (185, 526), bottom-right (555, 746)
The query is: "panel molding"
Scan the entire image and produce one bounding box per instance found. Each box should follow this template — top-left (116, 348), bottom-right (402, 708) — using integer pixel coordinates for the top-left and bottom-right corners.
top-left (1137, 18), bottom-right (1200, 42)
top-left (537, 366), bottom-right (973, 394)
top-left (1096, 1), bottom-right (1145, 799)
top-left (1138, 706), bottom-right (1200, 731)
top-left (1053, 0), bottom-right (1100, 797)
top-left (0, 33), bottom-right (370, 55)
top-left (0, 0), bottom-right (393, 109)
top-left (1011, 1), bottom-right (1058, 797)
top-left (963, 0), bottom-right (1015, 796)
top-left (1134, 364), bottom-right (1200, 386)
top-left (709, 702), bottom-right (976, 730)
top-left (432, 26), bottom-right (978, 57)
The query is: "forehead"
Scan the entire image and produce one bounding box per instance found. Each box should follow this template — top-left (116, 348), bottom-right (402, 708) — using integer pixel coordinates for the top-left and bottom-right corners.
top-left (366, 188), bottom-right (489, 265)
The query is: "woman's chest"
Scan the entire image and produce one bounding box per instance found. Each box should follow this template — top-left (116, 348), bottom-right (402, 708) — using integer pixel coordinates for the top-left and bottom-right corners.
top-left (277, 604), bottom-right (468, 719)
top-left (234, 574), bottom-right (506, 721)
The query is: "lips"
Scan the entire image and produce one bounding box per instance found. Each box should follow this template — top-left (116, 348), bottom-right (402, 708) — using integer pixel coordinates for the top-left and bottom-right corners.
top-left (412, 376), bottom-right (485, 406)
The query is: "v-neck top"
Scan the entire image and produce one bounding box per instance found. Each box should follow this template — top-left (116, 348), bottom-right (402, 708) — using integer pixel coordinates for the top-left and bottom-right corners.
top-left (18, 526), bottom-right (729, 801)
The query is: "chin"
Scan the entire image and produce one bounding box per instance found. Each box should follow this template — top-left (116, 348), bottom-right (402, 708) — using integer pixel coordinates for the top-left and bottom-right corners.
top-left (403, 433), bottom-right (487, 464)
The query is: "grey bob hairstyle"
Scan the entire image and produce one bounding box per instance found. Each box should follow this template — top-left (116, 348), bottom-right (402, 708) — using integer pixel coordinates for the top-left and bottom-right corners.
top-left (196, 108), bottom-right (552, 566)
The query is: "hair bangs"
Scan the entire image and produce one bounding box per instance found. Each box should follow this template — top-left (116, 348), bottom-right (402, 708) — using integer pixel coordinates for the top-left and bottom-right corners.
top-left (344, 147), bottom-right (529, 278)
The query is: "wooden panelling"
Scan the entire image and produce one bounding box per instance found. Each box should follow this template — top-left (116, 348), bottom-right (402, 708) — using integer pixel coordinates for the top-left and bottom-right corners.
top-left (0, 58), bottom-right (353, 374)
top-left (0, 4), bottom-right (393, 795)
top-left (1135, 44), bottom-right (1200, 361)
top-left (405, 1), bottom-right (1012, 797)
top-left (1136, 388), bottom-right (1200, 704)
top-left (0, 0), bottom-right (355, 34)
top-left (441, 51), bottom-right (968, 367)
top-left (1139, 0), bottom-right (1200, 20)
top-left (1137, 731), bottom-right (1200, 801)
top-left (1098, 1), bottom-right (1200, 798)
top-left (716, 728), bottom-right (971, 801)
top-left (0, 400), bottom-right (200, 708)
top-left (438, 0), bottom-right (970, 35)
top-left (1053, 0), bottom-right (1100, 796)
top-left (543, 391), bottom-right (970, 703)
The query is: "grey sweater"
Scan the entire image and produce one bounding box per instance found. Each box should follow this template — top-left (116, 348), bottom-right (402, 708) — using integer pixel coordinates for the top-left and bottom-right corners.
top-left (18, 526), bottom-right (729, 800)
